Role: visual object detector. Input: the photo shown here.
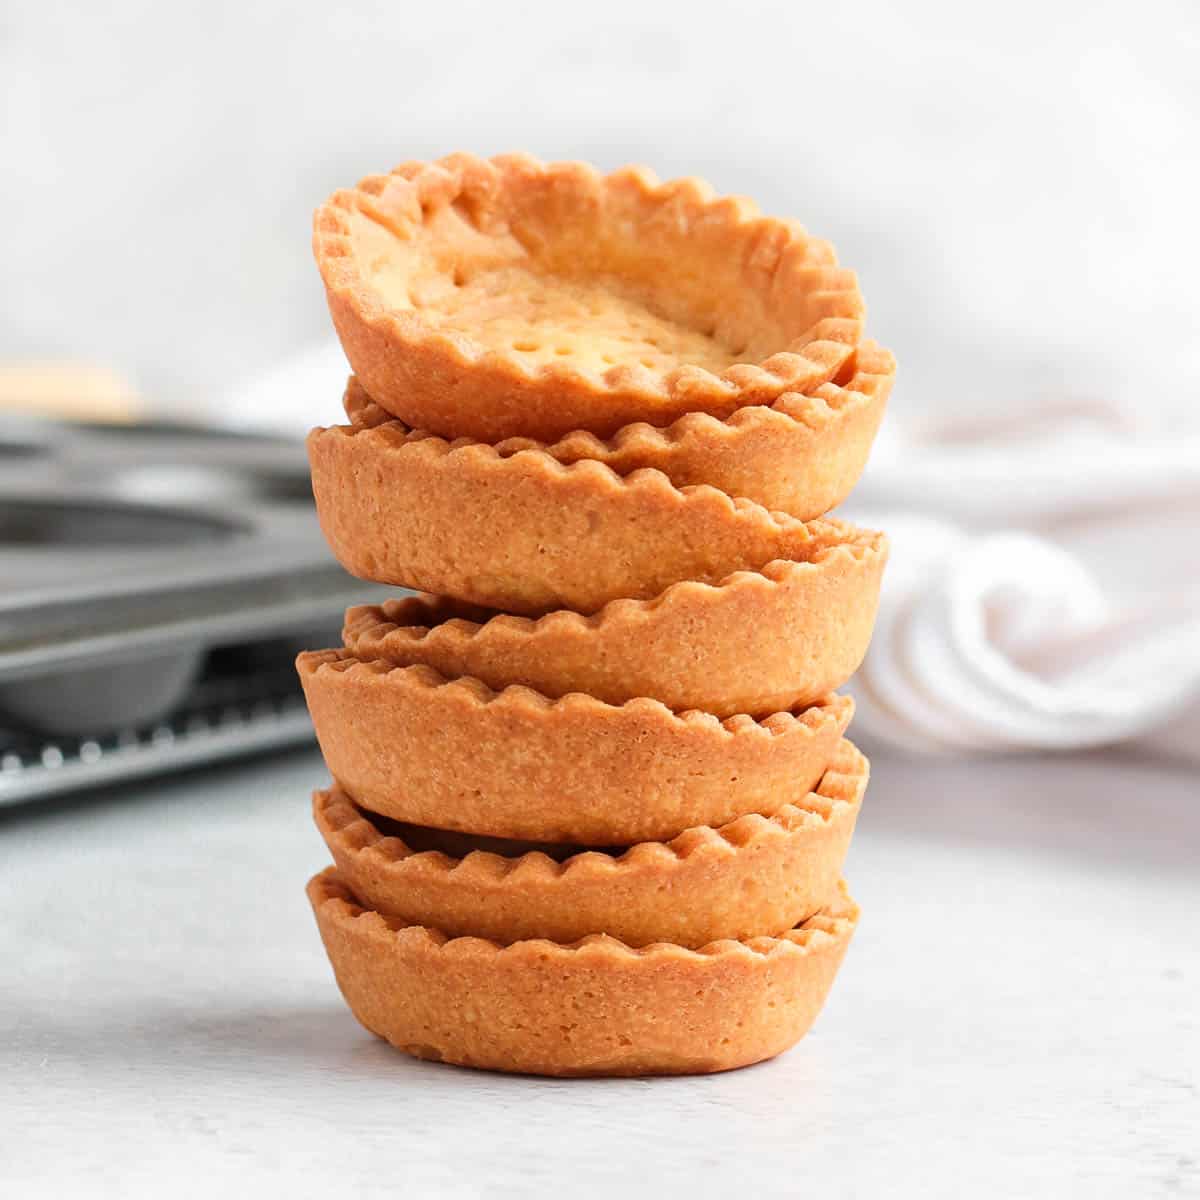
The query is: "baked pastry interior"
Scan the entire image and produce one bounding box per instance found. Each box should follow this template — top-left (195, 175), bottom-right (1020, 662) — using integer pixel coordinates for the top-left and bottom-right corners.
top-left (345, 161), bottom-right (853, 384)
top-left (358, 810), bottom-right (618, 862)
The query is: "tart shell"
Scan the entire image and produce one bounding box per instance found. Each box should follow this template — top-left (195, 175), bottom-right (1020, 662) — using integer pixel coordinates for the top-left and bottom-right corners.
top-left (342, 527), bottom-right (883, 718)
top-left (341, 337), bottom-right (893, 522)
top-left (313, 153), bottom-right (865, 442)
top-left (313, 738), bottom-right (866, 948)
top-left (307, 411), bottom-right (888, 619)
top-left (296, 649), bottom-right (853, 845)
top-left (308, 868), bottom-right (859, 1076)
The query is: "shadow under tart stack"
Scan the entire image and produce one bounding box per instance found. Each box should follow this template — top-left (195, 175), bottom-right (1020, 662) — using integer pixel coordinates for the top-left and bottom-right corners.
top-left (298, 153), bottom-right (892, 1076)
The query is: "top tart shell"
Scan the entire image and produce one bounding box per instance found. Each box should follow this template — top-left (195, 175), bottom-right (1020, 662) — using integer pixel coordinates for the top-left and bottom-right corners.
top-left (313, 153), bottom-right (865, 442)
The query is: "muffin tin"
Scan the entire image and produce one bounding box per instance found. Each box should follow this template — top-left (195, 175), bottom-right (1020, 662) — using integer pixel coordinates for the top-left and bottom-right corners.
top-left (0, 414), bottom-right (394, 806)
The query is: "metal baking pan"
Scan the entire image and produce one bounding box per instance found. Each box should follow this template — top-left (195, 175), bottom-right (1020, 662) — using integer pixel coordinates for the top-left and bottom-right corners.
top-left (0, 413), bottom-right (395, 807)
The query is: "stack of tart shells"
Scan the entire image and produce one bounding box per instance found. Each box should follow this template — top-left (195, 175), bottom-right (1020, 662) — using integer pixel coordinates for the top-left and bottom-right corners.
top-left (299, 153), bottom-right (892, 1077)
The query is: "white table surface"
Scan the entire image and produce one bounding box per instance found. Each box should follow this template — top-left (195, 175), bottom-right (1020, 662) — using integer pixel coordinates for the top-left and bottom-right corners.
top-left (3, 744), bottom-right (1197, 1198)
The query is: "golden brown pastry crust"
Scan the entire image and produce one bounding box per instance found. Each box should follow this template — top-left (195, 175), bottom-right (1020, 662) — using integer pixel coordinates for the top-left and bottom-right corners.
top-left (307, 410), bottom-right (888, 618)
top-left (313, 739), bottom-right (865, 948)
top-left (297, 648), bottom-right (853, 844)
top-left (313, 152), bottom-right (865, 442)
top-left (308, 868), bottom-right (858, 1076)
top-left (342, 529), bottom-right (881, 717)
top-left (341, 339), bottom-right (893, 521)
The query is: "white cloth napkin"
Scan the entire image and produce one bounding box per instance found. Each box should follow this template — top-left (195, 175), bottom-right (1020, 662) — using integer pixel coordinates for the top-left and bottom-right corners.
top-left (844, 400), bottom-right (1200, 760)
top-left (218, 349), bottom-right (1200, 761)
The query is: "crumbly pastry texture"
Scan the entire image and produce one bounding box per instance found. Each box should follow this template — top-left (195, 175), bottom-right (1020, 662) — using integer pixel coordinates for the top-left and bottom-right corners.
top-left (308, 868), bottom-right (859, 1076)
top-left (298, 647), bottom-right (854, 844)
top-left (314, 738), bottom-right (866, 948)
top-left (313, 152), bottom-right (865, 442)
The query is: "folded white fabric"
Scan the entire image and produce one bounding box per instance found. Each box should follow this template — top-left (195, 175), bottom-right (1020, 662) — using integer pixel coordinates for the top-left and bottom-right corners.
top-left (846, 400), bottom-right (1200, 759)
top-left (219, 347), bottom-right (1200, 760)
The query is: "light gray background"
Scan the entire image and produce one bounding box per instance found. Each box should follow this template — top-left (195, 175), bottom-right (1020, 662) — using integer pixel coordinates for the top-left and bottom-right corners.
top-left (4, 0), bottom-right (1200, 426)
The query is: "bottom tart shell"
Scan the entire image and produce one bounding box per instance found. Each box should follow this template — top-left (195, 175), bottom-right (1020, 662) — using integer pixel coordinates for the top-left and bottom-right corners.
top-left (313, 739), bottom-right (866, 948)
top-left (297, 650), bottom-right (853, 844)
top-left (307, 869), bottom-right (859, 1077)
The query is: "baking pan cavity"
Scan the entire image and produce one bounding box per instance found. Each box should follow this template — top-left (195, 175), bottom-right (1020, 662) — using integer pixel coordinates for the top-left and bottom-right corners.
top-left (0, 414), bottom-right (395, 776)
top-left (0, 649), bottom-right (204, 735)
top-left (0, 497), bottom-right (241, 548)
